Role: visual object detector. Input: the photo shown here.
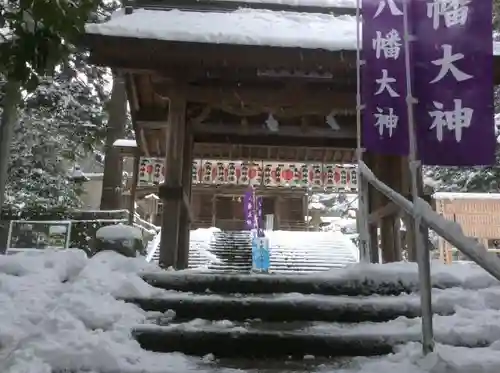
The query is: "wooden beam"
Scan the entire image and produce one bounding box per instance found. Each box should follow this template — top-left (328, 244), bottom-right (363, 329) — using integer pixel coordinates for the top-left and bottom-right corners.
top-left (139, 128), bottom-right (150, 157)
top-left (126, 73), bottom-right (140, 112)
top-left (84, 34), bottom-right (356, 74)
top-left (155, 85), bottom-right (356, 113)
top-left (193, 133), bottom-right (356, 148)
top-left (118, 143), bottom-right (356, 162)
top-left (367, 202), bottom-right (400, 225)
top-left (133, 67), bottom-right (356, 87)
top-left (87, 35), bottom-right (500, 86)
top-left (191, 122), bottom-right (356, 139)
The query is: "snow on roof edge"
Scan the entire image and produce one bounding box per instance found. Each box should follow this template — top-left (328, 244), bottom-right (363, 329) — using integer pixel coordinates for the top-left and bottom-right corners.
top-left (218, 0), bottom-right (356, 8)
top-left (86, 8), bottom-right (500, 55)
top-left (85, 8), bottom-right (358, 52)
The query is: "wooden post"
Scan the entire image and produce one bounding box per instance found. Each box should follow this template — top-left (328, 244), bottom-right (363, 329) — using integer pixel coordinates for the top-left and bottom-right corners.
top-left (274, 196), bottom-right (281, 230)
top-left (158, 87), bottom-right (186, 269)
top-left (128, 150), bottom-right (140, 225)
top-left (405, 165), bottom-right (427, 262)
top-left (365, 152), bottom-right (380, 263)
top-left (176, 121), bottom-right (194, 269)
top-left (379, 155), bottom-right (404, 262)
top-left (211, 194), bottom-right (217, 227)
top-left (366, 153), bottom-right (403, 263)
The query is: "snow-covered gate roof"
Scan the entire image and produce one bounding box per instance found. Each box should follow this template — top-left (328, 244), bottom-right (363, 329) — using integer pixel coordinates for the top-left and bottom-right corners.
top-left (83, 0), bottom-right (360, 75)
top-left (82, 0), bottom-right (500, 161)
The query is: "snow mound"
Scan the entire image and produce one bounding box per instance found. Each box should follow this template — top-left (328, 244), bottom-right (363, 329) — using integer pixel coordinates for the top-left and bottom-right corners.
top-left (0, 250), bottom-right (210, 373)
top-left (318, 260), bottom-right (499, 289)
top-left (95, 223), bottom-right (143, 241)
top-left (338, 342), bottom-right (500, 373)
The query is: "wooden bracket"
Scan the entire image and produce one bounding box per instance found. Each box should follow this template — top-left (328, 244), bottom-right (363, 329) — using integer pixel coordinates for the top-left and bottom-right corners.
top-left (158, 184), bottom-right (183, 200)
top-left (367, 202), bottom-right (400, 225)
top-left (158, 184), bottom-right (193, 222)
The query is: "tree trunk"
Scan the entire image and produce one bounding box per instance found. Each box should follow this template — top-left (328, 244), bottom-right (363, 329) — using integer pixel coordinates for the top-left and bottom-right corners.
top-left (100, 73), bottom-right (127, 210)
top-left (0, 80), bottom-right (21, 211)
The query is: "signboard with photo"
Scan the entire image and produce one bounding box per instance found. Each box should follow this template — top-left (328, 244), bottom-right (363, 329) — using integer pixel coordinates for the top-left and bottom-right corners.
top-left (7, 220), bottom-right (72, 252)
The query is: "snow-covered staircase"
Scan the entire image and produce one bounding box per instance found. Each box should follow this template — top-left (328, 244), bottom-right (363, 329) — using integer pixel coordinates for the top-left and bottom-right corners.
top-left (147, 229), bottom-right (359, 273)
top-left (125, 269), bottom-right (492, 364)
top-left (266, 231), bottom-right (358, 272)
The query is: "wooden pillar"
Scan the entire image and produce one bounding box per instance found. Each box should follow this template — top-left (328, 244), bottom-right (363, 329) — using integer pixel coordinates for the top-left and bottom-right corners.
top-left (380, 155), bottom-right (404, 262)
top-left (274, 196), bottom-right (281, 230)
top-left (176, 121), bottom-right (194, 269)
top-left (128, 150), bottom-right (140, 225)
top-left (404, 165), bottom-right (429, 262)
top-left (211, 194), bottom-right (217, 227)
top-left (158, 87), bottom-right (186, 269)
top-left (366, 153), bottom-right (404, 263)
top-left (366, 152), bottom-right (380, 263)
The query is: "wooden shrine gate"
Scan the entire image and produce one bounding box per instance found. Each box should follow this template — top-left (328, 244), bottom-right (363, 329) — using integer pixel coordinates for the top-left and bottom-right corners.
top-left (83, 0), bottom-right (500, 269)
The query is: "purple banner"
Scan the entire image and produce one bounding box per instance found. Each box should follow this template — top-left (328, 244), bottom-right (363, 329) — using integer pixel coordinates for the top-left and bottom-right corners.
top-left (413, 0), bottom-right (494, 165)
top-left (243, 190), bottom-right (254, 230)
top-left (362, 0), bottom-right (410, 155)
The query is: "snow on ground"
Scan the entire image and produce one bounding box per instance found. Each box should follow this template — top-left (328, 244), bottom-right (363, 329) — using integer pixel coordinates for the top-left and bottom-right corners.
top-left (0, 250), bottom-right (235, 373)
top-left (319, 260), bottom-right (499, 288)
top-left (337, 343), bottom-right (500, 373)
top-left (2, 251), bottom-right (500, 372)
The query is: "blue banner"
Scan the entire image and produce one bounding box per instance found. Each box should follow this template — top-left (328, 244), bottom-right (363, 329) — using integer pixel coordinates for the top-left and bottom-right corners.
top-left (252, 235), bottom-right (270, 272)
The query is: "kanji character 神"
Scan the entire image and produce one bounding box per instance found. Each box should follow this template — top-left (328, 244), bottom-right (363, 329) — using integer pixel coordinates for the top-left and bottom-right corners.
top-left (428, 99), bottom-right (473, 142)
top-left (374, 107), bottom-right (399, 137)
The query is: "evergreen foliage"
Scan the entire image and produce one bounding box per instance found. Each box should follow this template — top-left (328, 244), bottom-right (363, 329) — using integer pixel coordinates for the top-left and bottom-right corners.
top-left (0, 0), bottom-right (121, 215)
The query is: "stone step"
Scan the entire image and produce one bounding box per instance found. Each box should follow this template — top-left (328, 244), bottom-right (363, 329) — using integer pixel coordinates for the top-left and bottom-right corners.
top-left (142, 272), bottom-right (463, 295)
top-left (212, 356), bottom-right (352, 372)
top-left (127, 293), bottom-right (454, 322)
top-left (133, 326), bottom-right (396, 358)
top-left (133, 321), bottom-right (490, 358)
